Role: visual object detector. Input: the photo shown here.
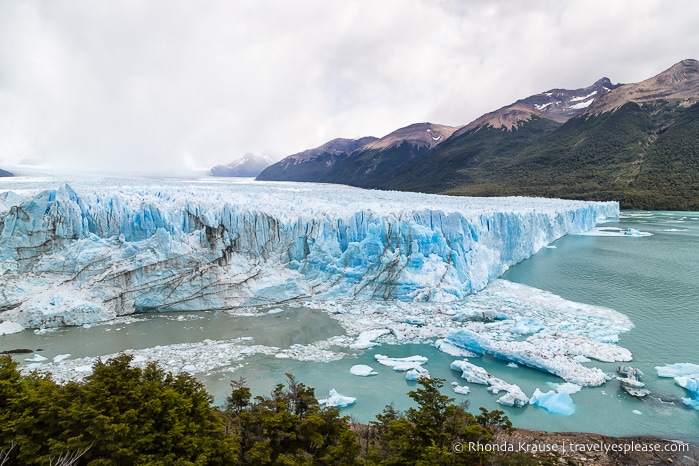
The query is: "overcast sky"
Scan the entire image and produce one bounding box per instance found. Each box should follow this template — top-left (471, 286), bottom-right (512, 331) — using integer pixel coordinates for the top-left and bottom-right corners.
top-left (1, 0), bottom-right (698, 175)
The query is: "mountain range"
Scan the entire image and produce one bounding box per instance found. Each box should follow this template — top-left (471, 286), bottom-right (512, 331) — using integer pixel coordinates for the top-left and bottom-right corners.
top-left (256, 59), bottom-right (699, 210)
top-left (0, 168), bottom-right (12, 177)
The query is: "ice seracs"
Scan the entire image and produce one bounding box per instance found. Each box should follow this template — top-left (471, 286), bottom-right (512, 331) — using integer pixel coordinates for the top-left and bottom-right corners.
top-left (0, 178), bottom-right (617, 330)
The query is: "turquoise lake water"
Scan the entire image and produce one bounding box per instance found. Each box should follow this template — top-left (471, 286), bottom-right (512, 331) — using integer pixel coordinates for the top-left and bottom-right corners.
top-left (4, 210), bottom-right (698, 441)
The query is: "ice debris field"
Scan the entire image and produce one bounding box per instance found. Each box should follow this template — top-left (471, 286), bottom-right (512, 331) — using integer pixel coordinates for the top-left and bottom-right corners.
top-left (4, 177), bottom-right (695, 416)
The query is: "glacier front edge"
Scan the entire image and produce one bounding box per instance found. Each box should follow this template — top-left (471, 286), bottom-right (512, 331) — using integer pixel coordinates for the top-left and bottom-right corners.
top-left (0, 178), bottom-right (618, 328)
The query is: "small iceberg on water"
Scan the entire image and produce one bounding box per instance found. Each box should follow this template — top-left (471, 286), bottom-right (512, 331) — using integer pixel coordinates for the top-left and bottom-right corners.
top-left (656, 363), bottom-right (699, 410)
top-left (319, 389), bottom-right (356, 408)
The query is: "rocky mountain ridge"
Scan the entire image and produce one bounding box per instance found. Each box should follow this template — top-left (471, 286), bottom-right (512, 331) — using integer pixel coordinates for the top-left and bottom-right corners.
top-left (256, 59), bottom-right (698, 209)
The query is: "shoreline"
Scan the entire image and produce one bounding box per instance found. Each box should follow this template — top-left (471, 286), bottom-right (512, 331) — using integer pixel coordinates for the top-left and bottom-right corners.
top-left (494, 429), bottom-right (699, 465)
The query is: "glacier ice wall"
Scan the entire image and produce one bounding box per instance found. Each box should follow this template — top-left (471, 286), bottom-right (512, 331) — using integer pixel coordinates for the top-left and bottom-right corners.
top-left (0, 179), bottom-right (618, 328)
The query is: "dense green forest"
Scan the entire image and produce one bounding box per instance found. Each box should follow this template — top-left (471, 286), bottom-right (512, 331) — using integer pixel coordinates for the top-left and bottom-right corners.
top-left (0, 354), bottom-right (552, 465)
top-left (386, 101), bottom-right (699, 211)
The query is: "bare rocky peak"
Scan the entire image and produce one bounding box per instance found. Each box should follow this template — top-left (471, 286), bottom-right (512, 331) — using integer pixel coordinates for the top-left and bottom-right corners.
top-left (287, 136), bottom-right (378, 165)
top-left (585, 59), bottom-right (699, 114)
top-left (361, 123), bottom-right (457, 151)
top-left (456, 77), bottom-right (621, 136)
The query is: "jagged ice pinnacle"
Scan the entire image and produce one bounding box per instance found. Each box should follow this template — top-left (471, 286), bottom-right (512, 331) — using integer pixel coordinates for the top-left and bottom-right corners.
top-left (0, 178), bottom-right (618, 329)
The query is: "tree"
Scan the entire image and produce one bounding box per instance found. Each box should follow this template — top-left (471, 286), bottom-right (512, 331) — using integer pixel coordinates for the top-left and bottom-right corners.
top-left (224, 374), bottom-right (360, 465)
top-left (367, 377), bottom-right (492, 465)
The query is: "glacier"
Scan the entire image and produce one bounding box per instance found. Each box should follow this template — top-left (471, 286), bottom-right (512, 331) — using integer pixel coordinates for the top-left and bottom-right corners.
top-left (0, 177), bottom-right (618, 330)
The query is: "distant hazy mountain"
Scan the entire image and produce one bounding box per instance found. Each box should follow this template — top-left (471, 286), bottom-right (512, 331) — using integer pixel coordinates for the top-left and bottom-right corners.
top-left (210, 153), bottom-right (273, 177)
top-left (0, 167), bottom-right (13, 177)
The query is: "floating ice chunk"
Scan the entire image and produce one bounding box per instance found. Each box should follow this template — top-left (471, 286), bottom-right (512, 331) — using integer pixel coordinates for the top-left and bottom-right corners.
top-left (406, 366), bottom-right (430, 381)
top-left (0, 321), bottom-right (24, 335)
top-left (656, 363), bottom-right (699, 379)
top-left (452, 384), bottom-right (470, 395)
top-left (507, 362), bottom-right (518, 368)
top-left (24, 354), bottom-right (47, 362)
top-left (453, 386), bottom-right (471, 395)
top-left (181, 364), bottom-right (197, 373)
top-left (319, 389), bottom-right (356, 408)
top-left (434, 339), bottom-right (477, 357)
top-left (529, 389), bottom-right (576, 415)
top-left (617, 365), bottom-right (649, 397)
top-left (632, 410), bottom-right (642, 415)
top-left (555, 383), bottom-right (582, 394)
top-left (450, 360), bottom-right (489, 385)
top-left (445, 329), bottom-right (628, 386)
top-left (495, 386), bottom-right (528, 407)
top-left (578, 227), bottom-right (652, 237)
top-left (375, 354), bottom-right (428, 372)
top-left (350, 329), bottom-right (390, 350)
top-left (674, 377), bottom-right (699, 410)
top-left (267, 308), bottom-right (285, 314)
top-left (350, 364), bottom-right (378, 376)
top-left (53, 354), bottom-right (71, 363)
top-left (451, 360), bottom-right (528, 407)
top-left (675, 377), bottom-right (699, 396)
top-left (682, 398), bottom-right (699, 410)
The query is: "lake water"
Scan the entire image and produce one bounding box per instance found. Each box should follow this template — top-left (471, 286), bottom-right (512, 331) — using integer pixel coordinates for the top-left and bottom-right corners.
top-left (3, 210), bottom-right (698, 441)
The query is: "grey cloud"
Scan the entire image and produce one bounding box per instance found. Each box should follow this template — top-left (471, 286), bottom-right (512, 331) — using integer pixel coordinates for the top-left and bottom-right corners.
top-left (1, 0), bottom-right (698, 175)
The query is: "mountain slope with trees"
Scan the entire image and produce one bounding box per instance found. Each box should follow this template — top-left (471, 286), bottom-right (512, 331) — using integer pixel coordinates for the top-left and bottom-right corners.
top-left (256, 59), bottom-right (699, 210)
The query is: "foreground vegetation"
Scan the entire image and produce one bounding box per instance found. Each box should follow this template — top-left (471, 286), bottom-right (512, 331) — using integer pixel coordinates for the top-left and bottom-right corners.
top-left (0, 354), bottom-right (551, 465)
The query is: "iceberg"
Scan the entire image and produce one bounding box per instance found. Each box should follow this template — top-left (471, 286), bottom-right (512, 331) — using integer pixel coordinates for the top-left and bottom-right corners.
top-left (656, 364), bottom-right (699, 410)
top-left (405, 366), bottom-right (430, 381)
top-left (319, 389), bottom-right (356, 408)
top-left (0, 178), bottom-right (617, 329)
top-left (24, 354), bottom-right (47, 362)
top-left (350, 329), bottom-right (390, 350)
top-left (616, 365), bottom-right (650, 398)
top-left (451, 382), bottom-right (471, 395)
top-left (0, 321), bottom-right (24, 335)
top-left (375, 354), bottom-right (428, 372)
top-left (529, 389), bottom-right (576, 415)
top-left (350, 364), bottom-right (378, 377)
top-left (656, 363), bottom-right (699, 379)
top-left (445, 329), bottom-right (628, 386)
top-left (451, 360), bottom-right (529, 407)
